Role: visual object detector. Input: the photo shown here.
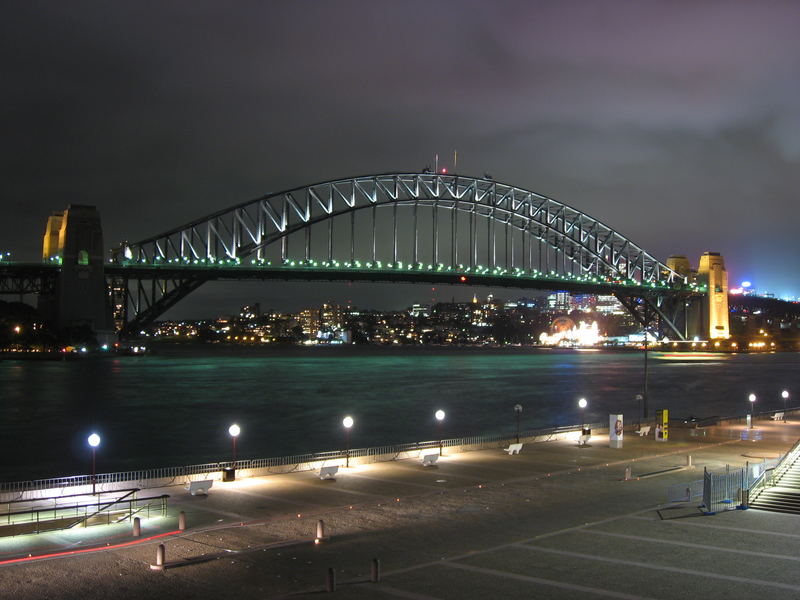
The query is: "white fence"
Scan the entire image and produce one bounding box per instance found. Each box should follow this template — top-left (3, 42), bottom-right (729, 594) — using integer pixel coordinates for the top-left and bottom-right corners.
top-left (0, 422), bottom-right (602, 502)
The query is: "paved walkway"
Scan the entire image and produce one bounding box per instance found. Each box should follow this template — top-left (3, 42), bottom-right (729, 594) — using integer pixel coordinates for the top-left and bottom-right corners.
top-left (1, 419), bottom-right (799, 599)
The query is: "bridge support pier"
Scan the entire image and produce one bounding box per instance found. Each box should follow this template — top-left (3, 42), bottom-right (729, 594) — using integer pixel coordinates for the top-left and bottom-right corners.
top-left (667, 253), bottom-right (730, 340)
top-left (38, 205), bottom-right (114, 344)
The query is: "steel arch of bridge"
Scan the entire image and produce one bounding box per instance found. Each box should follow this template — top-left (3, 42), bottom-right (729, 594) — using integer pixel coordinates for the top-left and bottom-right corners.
top-left (112, 173), bottom-right (690, 334)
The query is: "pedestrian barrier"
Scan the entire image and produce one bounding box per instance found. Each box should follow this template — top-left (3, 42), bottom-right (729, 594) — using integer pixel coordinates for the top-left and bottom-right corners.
top-left (666, 479), bottom-right (703, 503)
top-left (0, 422), bottom-right (603, 500)
top-left (700, 456), bottom-right (784, 514)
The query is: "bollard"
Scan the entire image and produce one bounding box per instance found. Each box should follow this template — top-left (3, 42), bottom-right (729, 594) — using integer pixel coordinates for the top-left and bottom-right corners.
top-left (178, 511), bottom-right (186, 531)
top-left (371, 558), bottom-right (381, 582)
top-left (623, 466), bottom-right (632, 481)
top-left (150, 544), bottom-right (165, 571)
top-left (686, 455), bottom-right (693, 468)
top-left (316, 519), bottom-right (326, 542)
top-left (132, 516), bottom-right (141, 537)
top-left (326, 567), bottom-right (336, 592)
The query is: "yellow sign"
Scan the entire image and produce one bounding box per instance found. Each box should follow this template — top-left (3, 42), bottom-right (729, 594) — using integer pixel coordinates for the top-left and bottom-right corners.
top-left (655, 409), bottom-right (669, 441)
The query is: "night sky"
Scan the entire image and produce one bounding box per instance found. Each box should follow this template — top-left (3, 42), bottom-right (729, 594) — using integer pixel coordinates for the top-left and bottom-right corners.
top-left (2, 1), bottom-right (799, 316)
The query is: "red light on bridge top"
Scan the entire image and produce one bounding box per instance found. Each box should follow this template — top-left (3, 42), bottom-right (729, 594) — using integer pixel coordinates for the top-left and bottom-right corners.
top-left (441, 168), bottom-right (447, 174)
top-left (459, 275), bottom-right (467, 283)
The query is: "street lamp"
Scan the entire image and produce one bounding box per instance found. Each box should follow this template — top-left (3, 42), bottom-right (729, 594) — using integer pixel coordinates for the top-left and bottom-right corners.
top-left (782, 390), bottom-right (789, 422)
top-left (578, 398), bottom-right (588, 430)
top-left (514, 404), bottom-right (523, 444)
top-left (342, 416), bottom-right (354, 467)
top-left (228, 423), bottom-right (240, 468)
top-left (435, 409), bottom-right (446, 455)
top-left (748, 394), bottom-right (756, 429)
top-left (87, 433), bottom-right (100, 495)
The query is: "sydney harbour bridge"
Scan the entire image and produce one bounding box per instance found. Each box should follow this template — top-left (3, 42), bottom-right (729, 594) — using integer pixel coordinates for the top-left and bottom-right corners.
top-left (1, 172), bottom-right (786, 340)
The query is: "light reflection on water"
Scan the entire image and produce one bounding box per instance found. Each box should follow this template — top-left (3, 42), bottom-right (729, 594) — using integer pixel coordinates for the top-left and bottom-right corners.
top-left (1, 346), bottom-right (798, 480)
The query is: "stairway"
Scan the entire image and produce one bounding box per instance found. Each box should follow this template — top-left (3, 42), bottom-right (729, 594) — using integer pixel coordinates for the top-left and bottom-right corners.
top-left (750, 451), bottom-right (800, 514)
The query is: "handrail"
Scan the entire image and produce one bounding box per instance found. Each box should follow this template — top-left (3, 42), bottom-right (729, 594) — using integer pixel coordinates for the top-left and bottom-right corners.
top-left (747, 467), bottom-right (776, 499)
top-left (69, 489), bottom-right (138, 528)
top-left (746, 437), bottom-right (800, 504)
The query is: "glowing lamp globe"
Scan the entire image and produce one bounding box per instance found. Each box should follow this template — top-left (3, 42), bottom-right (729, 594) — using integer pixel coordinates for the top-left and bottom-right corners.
top-left (228, 424), bottom-right (241, 437)
top-left (342, 416), bottom-right (354, 429)
top-left (435, 409), bottom-right (446, 421)
top-left (87, 433), bottom-right (101, 448)
top-left (578, 398), bottom-right (588, 409)
top-left (748, 394), bottom-right (756, 403)
top-left (782, 390), bottom-right (790, 399)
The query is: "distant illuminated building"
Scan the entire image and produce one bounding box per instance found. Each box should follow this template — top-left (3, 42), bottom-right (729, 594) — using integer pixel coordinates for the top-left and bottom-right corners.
top-left (547, 291), bottom-right (571, 312)
top-left (409, 304), bottom-right (430, 317)
top-left (239, 303), bottom-right (261, 321)
top-left (595, 295), bottom-right (625, 315)
top-left (298, 308), bottom-right (321, 336)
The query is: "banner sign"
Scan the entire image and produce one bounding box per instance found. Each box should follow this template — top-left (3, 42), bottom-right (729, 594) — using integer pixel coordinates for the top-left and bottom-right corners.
top-left (655, 409), bottom-right (669, 442)
top-left (609, 414), bottom-right (623, 448)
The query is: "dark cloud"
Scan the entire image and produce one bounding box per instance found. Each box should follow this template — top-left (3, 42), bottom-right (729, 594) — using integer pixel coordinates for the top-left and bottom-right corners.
top-left (2, 0), bottom-right (799, 313)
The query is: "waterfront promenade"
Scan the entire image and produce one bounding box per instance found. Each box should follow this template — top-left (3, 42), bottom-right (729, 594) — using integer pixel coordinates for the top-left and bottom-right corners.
top-left (2, 418), bottom-right (800, 599)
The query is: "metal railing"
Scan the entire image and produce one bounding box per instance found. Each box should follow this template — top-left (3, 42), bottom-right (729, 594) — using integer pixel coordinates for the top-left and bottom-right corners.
top-left (747, 437), bottom-right (800, 504)
top-left (0, 493), bottom-right (169, 535)
top-left (700, 454), bottom-right (787, 514)
top-left (0, 422), bottom-right (598, 498)
top-left (666, 479), bottom-right (704, 503)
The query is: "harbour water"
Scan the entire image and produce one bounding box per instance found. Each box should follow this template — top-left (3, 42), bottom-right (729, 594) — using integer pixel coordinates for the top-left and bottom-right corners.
top-left (2, 346), bottom-right (799, 481)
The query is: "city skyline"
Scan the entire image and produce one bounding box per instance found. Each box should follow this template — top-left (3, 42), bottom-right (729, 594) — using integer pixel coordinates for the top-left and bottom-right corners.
top-left (2, 1), bottom-right (800, 317)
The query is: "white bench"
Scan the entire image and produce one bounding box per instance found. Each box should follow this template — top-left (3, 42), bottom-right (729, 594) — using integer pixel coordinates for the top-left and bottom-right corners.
top-left (635, 425), bottom-right (651, 436)
top-left (319, 465), bottom-right (339, 480)
top-left (504, 443), bottom-right (523, 455)
top-left (421, 453), bottom-right (439, 467)
top-left (772, 412), bottom-right (784, 421)
top-left (578, 434), bottom-right (591, 447)
top-left (185, 480), bottom-right (213, 496)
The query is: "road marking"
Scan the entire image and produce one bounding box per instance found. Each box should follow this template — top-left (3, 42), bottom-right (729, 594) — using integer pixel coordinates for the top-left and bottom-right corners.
top-left (581, 529), bottom-right (800, 562)
top-left (376, 585), bottom-right (446, 600)
top-left (385, 505), bottom-right (659, 578)
top-left (628, 514), bottom-right (800, 539)
top-left (442, 562), bottom-right (657, 600)
top-left (513, 544), bottom-right (800, 592)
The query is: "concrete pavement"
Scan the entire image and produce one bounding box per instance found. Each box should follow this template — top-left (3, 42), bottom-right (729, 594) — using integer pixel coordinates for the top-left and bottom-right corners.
top-left (1, 418), bottom-right (799, 599)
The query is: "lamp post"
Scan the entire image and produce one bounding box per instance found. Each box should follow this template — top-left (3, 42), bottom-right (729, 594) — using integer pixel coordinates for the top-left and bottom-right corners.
top-left (748, 394), bottom-right (756, 429)
top-left (87, 433), bottom-right (100, 495)
top-left (782, 390), bottom-right (789, 422)
top-left (435, 409), bottom-right (445, 455)
top-left (342, 416), bottom-right (354, 467)
top-left (642, 330), bottom-right (649, 419)
top-left (514, 404), bottom-right (523, 443)
top-left (578, 398), bottom-right (588, 430)
top-left (228, 424), bottom-right (240, 468)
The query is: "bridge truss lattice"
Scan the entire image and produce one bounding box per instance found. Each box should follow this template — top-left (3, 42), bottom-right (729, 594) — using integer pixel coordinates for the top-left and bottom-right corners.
top-left (111, 173), bottom-right (690, 335)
